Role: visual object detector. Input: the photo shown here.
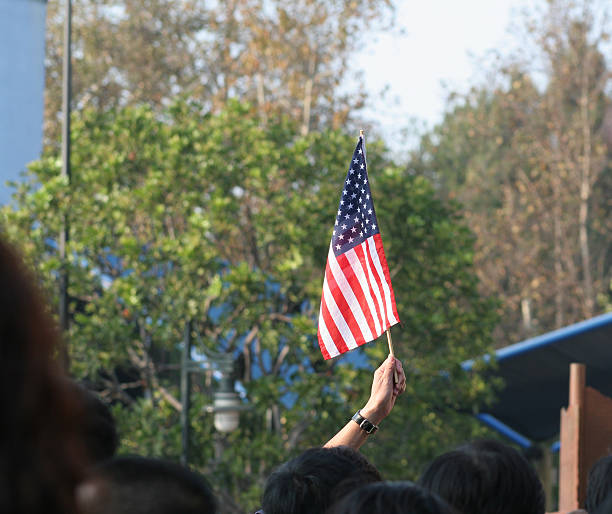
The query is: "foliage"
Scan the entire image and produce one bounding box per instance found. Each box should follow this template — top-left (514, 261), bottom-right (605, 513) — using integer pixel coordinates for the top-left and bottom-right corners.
top-left (410, 0), bottom-right (612, 346)
top-left (1, 101), bottom-right (497, 512)
top-left (44, 0), bottom-right (394, 144)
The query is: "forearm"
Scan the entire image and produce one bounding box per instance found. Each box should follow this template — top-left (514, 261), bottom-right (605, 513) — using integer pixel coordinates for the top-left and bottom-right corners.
top-left (323, 405), bottom-right (383, 450)
top-left (323, 419), bottom-right (368, 449)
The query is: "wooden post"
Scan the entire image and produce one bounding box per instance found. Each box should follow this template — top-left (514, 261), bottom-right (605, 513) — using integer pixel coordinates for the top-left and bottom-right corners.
top-left (569, 364), bottom-right (585, 408)
top-left (558, 363), bottom-right (586, 512)
top-left (556, 363), bottom-right (612, 512)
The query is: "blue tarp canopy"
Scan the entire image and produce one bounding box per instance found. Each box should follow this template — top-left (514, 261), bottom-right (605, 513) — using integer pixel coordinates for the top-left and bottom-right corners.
top-left (464, 312), bottom-right (612, 448)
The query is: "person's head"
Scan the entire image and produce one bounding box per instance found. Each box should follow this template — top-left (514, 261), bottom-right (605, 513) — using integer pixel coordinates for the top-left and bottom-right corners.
top-left (77, 456), bottom-right (217, 514)
top-left (419, 439), bottom-right (545, 514)
top-left (262, 446), bottom-right (382, 514)
top-left (70, 381), bottom-right (119, 463)
top-left (0, 237), bottom-right (87, 513)
top-left (586, 455), bottom-right (612, 513)
top-left (328, 481), bottom-right (457, 514)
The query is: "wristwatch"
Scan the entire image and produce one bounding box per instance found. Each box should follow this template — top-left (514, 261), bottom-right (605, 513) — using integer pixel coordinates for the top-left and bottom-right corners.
top-left (352, 410), bottom-right (379, 434)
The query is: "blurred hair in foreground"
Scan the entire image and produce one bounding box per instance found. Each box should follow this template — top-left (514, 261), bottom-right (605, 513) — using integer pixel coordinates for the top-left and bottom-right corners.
top-left (0, 237), bottom-right (87, 514)
top-left (78, 456), bottom-right (217, 514)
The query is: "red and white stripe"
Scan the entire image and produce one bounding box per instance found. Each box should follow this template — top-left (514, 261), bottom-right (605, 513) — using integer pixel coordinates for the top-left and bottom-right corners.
top-left (317, 233), bottom-right (399, 359)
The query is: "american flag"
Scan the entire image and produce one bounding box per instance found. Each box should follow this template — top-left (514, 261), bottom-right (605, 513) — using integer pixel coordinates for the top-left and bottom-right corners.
top-left (317, 135), bottom-right (399, 359)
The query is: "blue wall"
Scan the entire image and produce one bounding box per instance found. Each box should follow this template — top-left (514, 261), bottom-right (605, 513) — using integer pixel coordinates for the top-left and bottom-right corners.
top-left (0, 0), bottom-right (47, 205)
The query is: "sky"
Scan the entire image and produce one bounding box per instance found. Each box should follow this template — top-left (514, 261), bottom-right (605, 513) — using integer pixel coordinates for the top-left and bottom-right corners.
top-left (356, 0), bottom-right (531, 153)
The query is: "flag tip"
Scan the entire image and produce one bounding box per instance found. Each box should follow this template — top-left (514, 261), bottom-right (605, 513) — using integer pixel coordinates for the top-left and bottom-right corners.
top-left (359, 129), bottom-right (364, 138)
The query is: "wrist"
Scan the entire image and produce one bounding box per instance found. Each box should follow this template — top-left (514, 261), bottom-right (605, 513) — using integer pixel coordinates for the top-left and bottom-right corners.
top-left (359, 403), bottom-right (385, 426)
top-left (352, 410), bottom-right (379, 435)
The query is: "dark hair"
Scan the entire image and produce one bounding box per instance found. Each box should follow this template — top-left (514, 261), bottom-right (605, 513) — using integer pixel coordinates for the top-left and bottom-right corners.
top-left (419, 439), bottom-right (545, 514)
top-left (586, 455), bottom-right (612, 513)
top-left (328, 481), bottom-right (457, 514)
top-left (71, 382), bottom-right (119, 462)
top-left (262, 446), bottom-right (382, 514)
top-left (79, 456), bottom-right (217, 514)
top-left (0, 237), bottom-right (87, 513)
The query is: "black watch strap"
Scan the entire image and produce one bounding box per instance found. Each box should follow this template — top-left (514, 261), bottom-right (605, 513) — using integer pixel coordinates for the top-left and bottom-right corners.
top-left (352, 410), bottom-right (378, 434)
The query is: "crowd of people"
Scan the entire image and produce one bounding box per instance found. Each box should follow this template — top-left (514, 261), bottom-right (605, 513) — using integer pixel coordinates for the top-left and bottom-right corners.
top-left (1, 233), bottom-right (611, 514)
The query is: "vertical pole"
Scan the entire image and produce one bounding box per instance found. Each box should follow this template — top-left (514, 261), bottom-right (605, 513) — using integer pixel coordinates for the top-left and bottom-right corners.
top-left (59, 0), bottom-right (72, 368)
top-left (569, 363), bottom-right (586, 408)
top-left (538, 444), bottom-right (555, 511)
top-left (385, 328), bottom-right (395, 356)
top-left (180, 321), bottom-right (192, 466)
top-left (544, 445), bottom-right (554, 511)
top-left (386, 329), bottom-right (399, 383)
top-left (559, 363), bottom-right (586, 511)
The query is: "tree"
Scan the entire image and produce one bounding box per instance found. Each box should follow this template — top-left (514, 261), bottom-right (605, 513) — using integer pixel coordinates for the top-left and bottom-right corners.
top-left (411, 0), bottom-right (612, 345)
top-left (44, 0), bottom-right (394, 145)
top-left (536, 2), bottom-right (611, 322)
top-left (44, 0), bottom-right (209, 144)
top-left (2, 100), bottom-right (497, 512)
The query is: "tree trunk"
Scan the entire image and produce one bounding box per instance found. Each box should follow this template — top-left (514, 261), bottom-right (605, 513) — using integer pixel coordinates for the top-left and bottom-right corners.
top-left (551, 129), bottom-right (565, 329)
top-left (256, 72), bottom-right (267, 122)
top-left (301, 54), bottom-right (317, 136)
top-left (578, 54), bottom-right (594, 317)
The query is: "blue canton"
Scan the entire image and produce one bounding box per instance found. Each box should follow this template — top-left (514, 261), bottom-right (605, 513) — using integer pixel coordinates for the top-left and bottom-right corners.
top-left (331, 138), bottom-right (380, 257)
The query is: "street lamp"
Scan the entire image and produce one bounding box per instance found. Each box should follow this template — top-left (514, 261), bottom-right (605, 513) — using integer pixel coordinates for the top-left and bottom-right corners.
top-left (59, 0), bottom-right (72, 370)
top-left (206, 375), bottom-right (243, 433)
top-left (180, 321), bottom-right (248, 465)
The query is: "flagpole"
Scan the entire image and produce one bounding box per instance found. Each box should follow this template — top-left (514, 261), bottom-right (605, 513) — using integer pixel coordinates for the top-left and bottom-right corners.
top-left (361, 129), bottom-right (399, 383)
top-left (386, 329), bottom-right (395, 356)
top-left (387, 328), bottom-right (398, 383)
